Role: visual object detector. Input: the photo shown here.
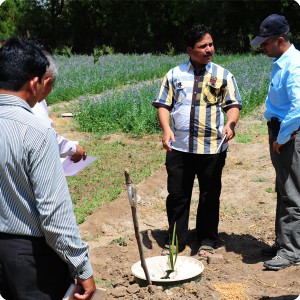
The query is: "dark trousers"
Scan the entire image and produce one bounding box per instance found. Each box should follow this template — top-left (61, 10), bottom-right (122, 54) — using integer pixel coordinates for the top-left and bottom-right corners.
top-left (0, 233), bottom-right (73, 300)
top-left (268, 127), bottom-right (300, 261)
top-left (165, 149), bottom-right (226, 250)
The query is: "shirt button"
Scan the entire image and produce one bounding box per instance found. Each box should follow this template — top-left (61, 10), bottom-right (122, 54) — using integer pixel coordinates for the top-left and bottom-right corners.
top-left (193, 92), bottom-right (197, 95)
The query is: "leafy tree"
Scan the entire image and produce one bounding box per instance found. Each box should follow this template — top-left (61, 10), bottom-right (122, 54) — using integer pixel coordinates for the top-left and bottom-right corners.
top-left (0, 0), bottom-right (299, 53)
top-left (0, 0), bottom-right (20, 40)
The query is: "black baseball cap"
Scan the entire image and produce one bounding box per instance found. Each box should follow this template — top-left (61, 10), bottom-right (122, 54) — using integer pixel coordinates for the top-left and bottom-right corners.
top-left (250, 14), bottom-right (289, 46)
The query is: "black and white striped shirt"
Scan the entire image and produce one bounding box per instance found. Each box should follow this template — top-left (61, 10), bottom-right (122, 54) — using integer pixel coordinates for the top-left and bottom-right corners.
top-left (0, 94), bottom-right (93, 279)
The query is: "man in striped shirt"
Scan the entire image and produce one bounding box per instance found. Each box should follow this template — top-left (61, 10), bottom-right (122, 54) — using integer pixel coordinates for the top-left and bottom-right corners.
top-left (0, 38), bottom-right (95, 299)
top-left (153, 25), bottom-right (242, 258)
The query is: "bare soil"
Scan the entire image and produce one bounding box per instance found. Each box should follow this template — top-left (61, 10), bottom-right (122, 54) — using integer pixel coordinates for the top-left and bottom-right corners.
top-left (52, 106), bottom-right (300, 300)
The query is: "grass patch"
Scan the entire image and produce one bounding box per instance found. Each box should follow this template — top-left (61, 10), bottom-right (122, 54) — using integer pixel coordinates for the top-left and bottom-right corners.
top-left (73, 80), bottom-right (161, 136)
top-left (253, 177), bottom-right (268, 182)
top-left (265, 187), bottom-right (274, 193)
top-left (109, 236), bottom-right (128, 246)
top-left (94, 278), bottom-right (116, 288)
top-left (65, 133), bottom-right (165, 223)
top-left (235, 120), bottom-right (268, 144)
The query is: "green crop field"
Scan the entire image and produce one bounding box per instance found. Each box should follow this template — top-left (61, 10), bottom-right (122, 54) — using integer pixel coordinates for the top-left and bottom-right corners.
top-left (48, 53), bottom-right (272, 223)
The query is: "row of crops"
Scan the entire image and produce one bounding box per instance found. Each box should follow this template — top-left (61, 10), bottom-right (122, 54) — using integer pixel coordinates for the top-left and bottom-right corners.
top-left (50, 53), bottom-right (272, 136)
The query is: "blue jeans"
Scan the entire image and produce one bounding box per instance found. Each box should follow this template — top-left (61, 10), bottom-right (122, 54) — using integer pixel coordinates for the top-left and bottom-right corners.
top-left (165, 149), bottom-right (226, 250)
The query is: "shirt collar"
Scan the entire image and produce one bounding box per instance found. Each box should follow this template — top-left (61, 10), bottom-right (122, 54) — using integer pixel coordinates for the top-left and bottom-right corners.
top-left (186, 59), bottom-right (212, 74)
top-left (0, 94), bottom-right (33, 113)
top-left (273, 44), bottom-right (295, 68)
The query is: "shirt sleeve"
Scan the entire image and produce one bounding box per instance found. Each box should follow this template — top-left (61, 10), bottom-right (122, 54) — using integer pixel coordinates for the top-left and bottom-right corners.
top-left (32, 100), bottom-right (77, 157)
top-left (32, 100), bottom-right (54, 127)
top-left (55, 132), bottom-right (77, 157)
top-left (152, 73), bottom-right (174, 110)
top-left (222, 73), bottom-right (243, 111)
top-left (277, 65), bottom-right (300, 144)
top-left (29, 129), bottom-right (93, 279)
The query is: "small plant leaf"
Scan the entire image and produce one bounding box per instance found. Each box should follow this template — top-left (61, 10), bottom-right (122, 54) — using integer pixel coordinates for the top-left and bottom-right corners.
top-left (168, 222), bottom-right (178, 272)
top-left (175, 234), bottom-right (178, 266)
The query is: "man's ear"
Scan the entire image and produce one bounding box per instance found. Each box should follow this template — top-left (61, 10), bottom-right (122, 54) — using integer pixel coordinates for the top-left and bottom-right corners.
top-left (28, 77), bottom-right (40, 96)
top-left (187, 46), bottom-right (192, 56)
top-left (277, 36), bottom-right (284, 45)
top-left (42, 76), bottom-right (54, 95)
top-left (43, 76), bottom-right (52, 87)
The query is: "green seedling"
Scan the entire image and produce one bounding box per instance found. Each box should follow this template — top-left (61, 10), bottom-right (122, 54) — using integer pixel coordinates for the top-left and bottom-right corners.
top-left (169, 223), bottom-right (179, 272)
top-left (265, 187), bottom-right (273, 193)
top-left (109, 236), bottom-right (127, 246)
top-left (161, 223), bottom-right (178, 279)
top-left (94, 278), bottom-right (116, 288)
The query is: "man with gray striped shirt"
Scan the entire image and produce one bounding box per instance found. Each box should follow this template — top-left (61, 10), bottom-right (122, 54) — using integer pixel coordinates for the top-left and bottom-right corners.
top-left (0, 38), bottom-right (95, 299)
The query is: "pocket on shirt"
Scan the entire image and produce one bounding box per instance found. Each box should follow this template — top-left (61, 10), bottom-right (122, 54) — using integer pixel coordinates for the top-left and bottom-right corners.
top-left (174, 87), bottom-right (186, 103)
top-left (269, 82), bottom-right (285, 107)
top-left (203, 81), bottom-right (223, 105)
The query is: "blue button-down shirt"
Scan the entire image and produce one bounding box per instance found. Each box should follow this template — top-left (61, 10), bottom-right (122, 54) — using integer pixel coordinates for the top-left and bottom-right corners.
top-left (264, 44), bottom-right (300, 144)
top-left (0, 94), bottom-right (93, 279)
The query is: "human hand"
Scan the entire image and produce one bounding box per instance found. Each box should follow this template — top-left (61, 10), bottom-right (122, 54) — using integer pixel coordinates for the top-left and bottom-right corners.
top-left (70, 145), bottom-right (87, 163)
top-left (272, 140), bottom-right (283, 154)
top-left (73, 277), bottom-right (96, 300)
top-left (161, 131), bottom-right (175, 152)
top-left (273, 135), bottom-right (296, 154)
top-left (223, 124), bottom-right (235, 142)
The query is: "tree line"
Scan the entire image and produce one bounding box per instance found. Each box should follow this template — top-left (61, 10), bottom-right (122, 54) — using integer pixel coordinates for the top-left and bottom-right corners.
top-left (0, 0), bottom-right (300, 55)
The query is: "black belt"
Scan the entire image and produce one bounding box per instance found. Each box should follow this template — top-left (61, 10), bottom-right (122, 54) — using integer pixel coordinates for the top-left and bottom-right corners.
top-left (267, 117), bottom-right (281, 127)
top-left (0, 232), bottom-right (44, 241)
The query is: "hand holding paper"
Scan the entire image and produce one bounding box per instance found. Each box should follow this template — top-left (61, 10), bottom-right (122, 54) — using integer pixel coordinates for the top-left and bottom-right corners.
top-left (61, 156), bottom-right (97, 176)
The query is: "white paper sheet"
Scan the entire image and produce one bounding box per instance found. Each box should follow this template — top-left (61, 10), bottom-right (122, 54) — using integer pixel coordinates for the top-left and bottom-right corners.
top-left (61, 156), bottom-right (97, 176)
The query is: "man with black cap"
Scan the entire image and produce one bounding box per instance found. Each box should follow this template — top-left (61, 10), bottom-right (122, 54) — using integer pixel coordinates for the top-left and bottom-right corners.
top-left (251, 14), bottom-right (300, 270)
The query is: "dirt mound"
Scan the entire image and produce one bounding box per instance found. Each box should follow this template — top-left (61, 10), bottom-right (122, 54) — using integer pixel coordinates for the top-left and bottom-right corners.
top-left (51, 106), bottom-right (300, 299)
top-left (79, 138), bottom-right (300, 299)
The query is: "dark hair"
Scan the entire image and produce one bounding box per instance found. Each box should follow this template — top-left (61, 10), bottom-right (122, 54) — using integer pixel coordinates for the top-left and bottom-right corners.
top-left (0, 37), bottom-right (49, 91)
top-left (185, 25), bottom-right (212, 48)
top-left (280, 31), bottom-right (291, 42)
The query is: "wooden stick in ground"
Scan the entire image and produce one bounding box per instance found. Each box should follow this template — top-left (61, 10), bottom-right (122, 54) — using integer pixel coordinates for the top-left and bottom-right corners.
top-left (124, 169), bottom-right (152, 285)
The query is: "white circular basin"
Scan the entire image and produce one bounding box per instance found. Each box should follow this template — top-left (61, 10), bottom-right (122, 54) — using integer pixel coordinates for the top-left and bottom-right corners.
top-left (131, 256), bottom-right (204, 285)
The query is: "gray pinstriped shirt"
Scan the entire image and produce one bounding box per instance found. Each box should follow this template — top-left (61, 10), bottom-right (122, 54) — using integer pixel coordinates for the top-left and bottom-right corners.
top-left (0, 94), bottom-right (93, 280)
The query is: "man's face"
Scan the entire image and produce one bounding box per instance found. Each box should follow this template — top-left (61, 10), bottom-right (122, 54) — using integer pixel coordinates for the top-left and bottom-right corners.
top-left (187, 33), bottom-right (214, 67)
top-left (260, 36), bottom-right (281, 58)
